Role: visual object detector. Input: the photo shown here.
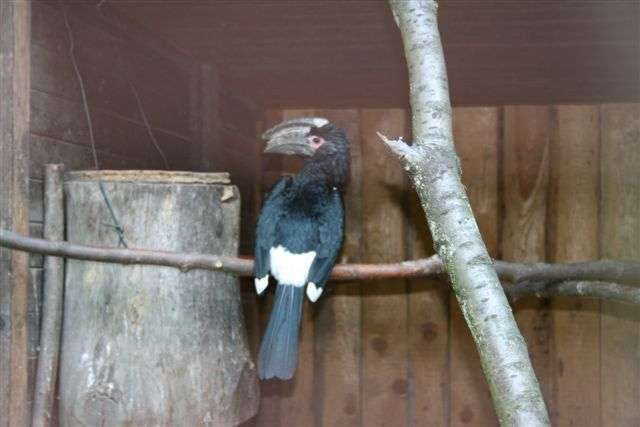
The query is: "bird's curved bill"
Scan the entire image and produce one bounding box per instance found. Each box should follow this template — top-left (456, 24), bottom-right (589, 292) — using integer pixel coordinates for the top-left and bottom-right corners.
top-left (262, 117), bottom-right (329, 156)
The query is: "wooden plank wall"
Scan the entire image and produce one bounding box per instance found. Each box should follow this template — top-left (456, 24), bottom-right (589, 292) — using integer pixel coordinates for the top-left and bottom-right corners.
top-left (246, 104), bottom-right (640, 427)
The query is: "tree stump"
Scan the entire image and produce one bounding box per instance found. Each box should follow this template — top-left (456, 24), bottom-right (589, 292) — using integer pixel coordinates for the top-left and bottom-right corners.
top-left (58, 171), bottom-right (259, 426)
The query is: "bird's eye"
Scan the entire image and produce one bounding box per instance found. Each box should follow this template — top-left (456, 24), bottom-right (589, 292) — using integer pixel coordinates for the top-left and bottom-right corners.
top-left (311, 137), bottom-right (321, 144)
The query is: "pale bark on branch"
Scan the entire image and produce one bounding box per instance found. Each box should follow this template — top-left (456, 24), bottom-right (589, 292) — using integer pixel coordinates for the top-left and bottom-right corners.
top-left (384, 1), bottom-right (550, 425)
top-left (32, 165), bottom-right (65, 427)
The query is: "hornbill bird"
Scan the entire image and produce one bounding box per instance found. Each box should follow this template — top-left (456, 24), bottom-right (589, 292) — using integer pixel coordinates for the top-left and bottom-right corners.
top-left (255, 117), bottom-right (350, 380)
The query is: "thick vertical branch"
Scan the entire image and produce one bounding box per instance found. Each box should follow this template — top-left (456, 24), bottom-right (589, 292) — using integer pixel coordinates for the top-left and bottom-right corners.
top-left (32, 165), bottom-right (65, 427)
top-left (384, 1), bottom-right (550, 425)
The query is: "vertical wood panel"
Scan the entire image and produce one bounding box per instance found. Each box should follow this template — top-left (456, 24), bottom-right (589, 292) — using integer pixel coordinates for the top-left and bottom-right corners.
top-left (600, 104), bottom-right (640, 427)
top-left (407, 193), bottom-right (449, 427)
top-left (449, 107), bottom-right (500, 427)
top-left (361, 109), bottom-right (409, 427)
top-left (0, 2), bottom-right (31, 426)
top-left (502, 105), bottom-right (553, 413)
top-left (275, 109), bottom-right (318, 426)
top-left (314, 109), bottom-right (363, 427)
top-left (549, 105), bottom-right (601, 425)
top-left (251, 109), bottom-right (283, 427)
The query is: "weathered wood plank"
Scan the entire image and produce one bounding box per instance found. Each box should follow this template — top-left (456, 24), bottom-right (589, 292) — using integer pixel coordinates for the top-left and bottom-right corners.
top-left (251, 110), bottom-right (284, 427)
top-left (502, 105), bottom-right (553, 413)
top-left (361, 108), bottom-right (409, 427)
top-left (600, 103), bottom-right (640, 427)
top-left (549, 105), bottom-right (601, 425)
top-left (314, 109), bottom-right (363, 427)
top-left (449, 107), bottom-right (500, 427)
top-left (0, 2), bottom-right (31, 426)
top-left (407, 190), bottom-right (449, 427)
top-left (273, 109), bottom-right (318, 426)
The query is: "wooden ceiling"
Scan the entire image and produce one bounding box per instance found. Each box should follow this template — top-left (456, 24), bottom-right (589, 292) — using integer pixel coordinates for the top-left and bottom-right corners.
top-left (116, 1), bottom-right (640, 108)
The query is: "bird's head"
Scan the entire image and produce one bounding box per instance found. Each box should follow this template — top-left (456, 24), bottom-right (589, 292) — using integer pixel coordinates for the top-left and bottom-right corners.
top-left (262, 117), bottom-right (348, 158)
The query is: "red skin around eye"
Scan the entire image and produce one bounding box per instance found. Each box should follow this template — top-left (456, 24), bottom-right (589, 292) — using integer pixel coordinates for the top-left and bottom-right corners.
top-left (310, 136), bottom-right (326, 150)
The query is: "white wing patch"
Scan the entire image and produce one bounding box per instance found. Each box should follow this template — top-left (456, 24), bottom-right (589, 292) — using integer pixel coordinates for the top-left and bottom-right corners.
top-left (269, 245), bottom-right (316, 287)
top-left (306, 282), bottom-right (323, 302)
top-left (255, 275), bottom-right (269, 295)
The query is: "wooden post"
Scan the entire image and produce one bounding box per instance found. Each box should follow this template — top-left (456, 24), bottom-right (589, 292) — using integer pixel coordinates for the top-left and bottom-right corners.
top-left (33, 164), bottom-right (65, 427)
top-left (58, 171), bottom-right (259, 426)
top-left (0, 2), bottom-right (31, 426)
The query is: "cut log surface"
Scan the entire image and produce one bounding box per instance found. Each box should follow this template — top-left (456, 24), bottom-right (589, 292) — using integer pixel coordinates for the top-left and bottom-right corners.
top-left (65, 169), bottom-right (230, 184)
top-left (58, 171), bottom-right (258, 426)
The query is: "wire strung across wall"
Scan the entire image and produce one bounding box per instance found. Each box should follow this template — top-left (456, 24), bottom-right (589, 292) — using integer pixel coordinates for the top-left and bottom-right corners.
top-left (61, 2), bottom-right (173, 248)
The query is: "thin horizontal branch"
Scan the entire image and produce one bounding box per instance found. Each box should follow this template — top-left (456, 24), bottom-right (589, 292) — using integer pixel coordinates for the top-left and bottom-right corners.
top-left (2, 229), bottom-right (639, 288)
top-left (0, 229), bottom-right (444, 280)
top-left (507, 280), bottom-right (640, 305)
top-left (1, 229), bottom-right (253, 275)
top-left (495, 259), bottom-right (640, 285)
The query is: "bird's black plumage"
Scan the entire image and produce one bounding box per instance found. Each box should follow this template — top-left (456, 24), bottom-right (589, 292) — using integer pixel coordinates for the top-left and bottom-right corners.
top-left (255, 122), bottom-right (350, 380)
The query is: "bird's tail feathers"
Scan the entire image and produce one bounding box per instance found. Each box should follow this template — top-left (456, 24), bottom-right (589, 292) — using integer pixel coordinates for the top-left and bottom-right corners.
top-left (257, 284), bottom-right (304, 380)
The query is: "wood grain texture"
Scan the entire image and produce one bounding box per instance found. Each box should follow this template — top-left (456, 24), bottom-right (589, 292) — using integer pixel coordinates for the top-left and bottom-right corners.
top-left (548, 105), bottom-right (601, 426)
top-left (274, 109), bottom-right (318, 426)
top-left (313, 109), bottom-right (363, 427)
top-left (59, 178), bottom-right (258, 425)
top-left (361, 109), bottom-right (409, 427)
top-left (0, 2), bottom-right (31, 426)
top-left (407, 191), bottom-right (449, 427)
top-left (600, 104), bottom-right (640, 427)
top-left (449, 107), bottom-right (500, 427)
top-left (250, 110), bottom-right (283, 427)
top-left (502, 106), bottom-right (553, 414)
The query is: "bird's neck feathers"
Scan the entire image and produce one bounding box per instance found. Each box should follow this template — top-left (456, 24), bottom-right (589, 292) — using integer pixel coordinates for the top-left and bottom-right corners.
top-left (294, 132), bottom-right (350, 193)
